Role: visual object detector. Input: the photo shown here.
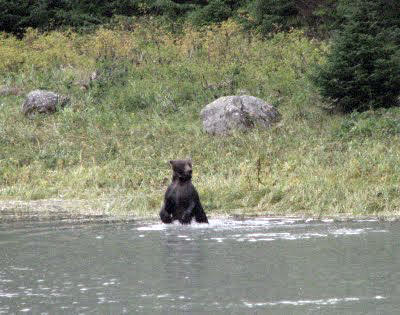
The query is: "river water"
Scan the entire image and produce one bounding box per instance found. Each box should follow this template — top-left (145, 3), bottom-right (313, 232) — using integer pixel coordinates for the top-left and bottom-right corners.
top-left (0, 218), bottom-right (399, 314)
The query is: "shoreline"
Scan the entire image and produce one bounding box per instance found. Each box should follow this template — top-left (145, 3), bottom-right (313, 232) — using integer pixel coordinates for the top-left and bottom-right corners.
top-left (1, 199), bottom-right (398, 224)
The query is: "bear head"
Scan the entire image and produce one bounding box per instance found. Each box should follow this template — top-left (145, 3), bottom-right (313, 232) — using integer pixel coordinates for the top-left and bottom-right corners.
top-left (170, 159), bottom-right (193, 181)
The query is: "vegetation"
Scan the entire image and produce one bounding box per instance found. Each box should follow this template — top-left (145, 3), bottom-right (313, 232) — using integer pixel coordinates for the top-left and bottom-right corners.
top-left (1, 17), bottom-right (400, 219)
top-left (312, 0), bottom-right (400, 112)
top-left (0, 0), bottom-right (350, 37)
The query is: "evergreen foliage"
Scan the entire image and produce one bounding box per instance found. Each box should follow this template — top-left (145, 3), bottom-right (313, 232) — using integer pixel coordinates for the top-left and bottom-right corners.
top-left (312, 0), bottom-right (400, 112)
top-left (243, 0), bottom-right (300, 36)
top-left (0, 0), bottom-right (157, 34)
top-left (189, 0), bottom-right (233, 26)
top-left (0, 0), bottom-right (346, 36)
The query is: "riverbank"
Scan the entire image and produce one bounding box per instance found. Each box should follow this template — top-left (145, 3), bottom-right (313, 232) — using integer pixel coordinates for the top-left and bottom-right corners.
top-left (1, 198), bottom-right (400, 224)
top-left (1, 22), bottom-right (400, 220)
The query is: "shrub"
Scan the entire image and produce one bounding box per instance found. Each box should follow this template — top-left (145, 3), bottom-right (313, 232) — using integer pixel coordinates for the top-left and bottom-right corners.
top-left (189, 0), bottom-right (232, 26)
top-left (312, 0), bottom-right (400, 112)
top-left (0, 0), bottom-right (149, 35)
top-left (242, 0), bottom-right (299, 36)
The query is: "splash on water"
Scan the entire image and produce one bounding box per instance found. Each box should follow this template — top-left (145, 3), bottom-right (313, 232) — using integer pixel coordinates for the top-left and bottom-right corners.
top-left (135, 218), bottom-right (388, 243)
top-left (243, 295), bottom-right (385, 308)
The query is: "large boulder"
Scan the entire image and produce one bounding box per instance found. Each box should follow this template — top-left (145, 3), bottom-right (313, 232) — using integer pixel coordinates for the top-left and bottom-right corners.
top-left (200, 95), bottom-right (280, 135)
top-left (22, 90), bottom-right (69, 117)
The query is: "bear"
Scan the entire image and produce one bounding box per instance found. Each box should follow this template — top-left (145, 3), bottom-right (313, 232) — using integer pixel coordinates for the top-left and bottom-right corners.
top-left (159, 159), bottom-right (208, 224)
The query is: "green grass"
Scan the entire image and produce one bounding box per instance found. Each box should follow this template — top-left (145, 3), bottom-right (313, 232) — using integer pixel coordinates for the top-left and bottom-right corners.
top-left (1, 22), bottom-right (400, 219)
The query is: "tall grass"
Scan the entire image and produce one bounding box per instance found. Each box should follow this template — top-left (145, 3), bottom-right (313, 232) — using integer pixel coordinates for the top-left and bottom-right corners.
top-left (1, 21), bottom-right (400, 218)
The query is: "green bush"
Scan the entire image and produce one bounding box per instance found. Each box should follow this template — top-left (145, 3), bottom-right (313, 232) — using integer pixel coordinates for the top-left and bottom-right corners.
top-left (189, 0), bottom-right (232, 26)
top-left (312, 0), bottom-right (400, 112)
top-left (242, 0), bottom-right (299, 36)
top-left (0, 0), bottom-right (155, 35)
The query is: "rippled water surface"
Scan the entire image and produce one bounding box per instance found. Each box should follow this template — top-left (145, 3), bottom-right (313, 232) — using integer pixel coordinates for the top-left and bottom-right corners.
top-left (1, 218), bottom-right (400, 314)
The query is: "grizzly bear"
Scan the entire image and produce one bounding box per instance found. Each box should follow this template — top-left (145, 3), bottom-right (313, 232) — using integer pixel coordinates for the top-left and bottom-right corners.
top-left (159, 159), bottom-right (208, 224)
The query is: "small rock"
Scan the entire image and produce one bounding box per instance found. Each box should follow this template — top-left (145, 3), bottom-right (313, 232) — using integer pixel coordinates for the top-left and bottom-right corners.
top-left (22, 90), bottom-right (69, 117)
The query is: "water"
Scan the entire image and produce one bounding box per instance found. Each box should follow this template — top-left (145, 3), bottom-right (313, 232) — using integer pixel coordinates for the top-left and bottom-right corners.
top-left (1, 217), bottom-right (399, 314)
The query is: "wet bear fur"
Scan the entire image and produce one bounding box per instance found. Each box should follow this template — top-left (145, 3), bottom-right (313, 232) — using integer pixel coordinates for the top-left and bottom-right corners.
top-left (160, 160), bottom-right (208, 224)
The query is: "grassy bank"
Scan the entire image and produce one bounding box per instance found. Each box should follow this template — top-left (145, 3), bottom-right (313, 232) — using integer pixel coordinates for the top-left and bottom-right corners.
top-left (1, 21), bottom-right (400, 219)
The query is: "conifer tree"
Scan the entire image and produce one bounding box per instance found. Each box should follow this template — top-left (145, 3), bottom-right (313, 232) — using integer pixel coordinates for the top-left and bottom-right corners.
top-left (313, 0), bottom-right (400, 112)
top-left (245, 0), bottom-right (299, 36)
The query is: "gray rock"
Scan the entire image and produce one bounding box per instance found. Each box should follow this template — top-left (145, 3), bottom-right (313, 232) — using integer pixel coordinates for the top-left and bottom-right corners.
top-left (22, 90), bottom-right (69, 117)
top-left (200, 95), bottom-right (280, 135)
